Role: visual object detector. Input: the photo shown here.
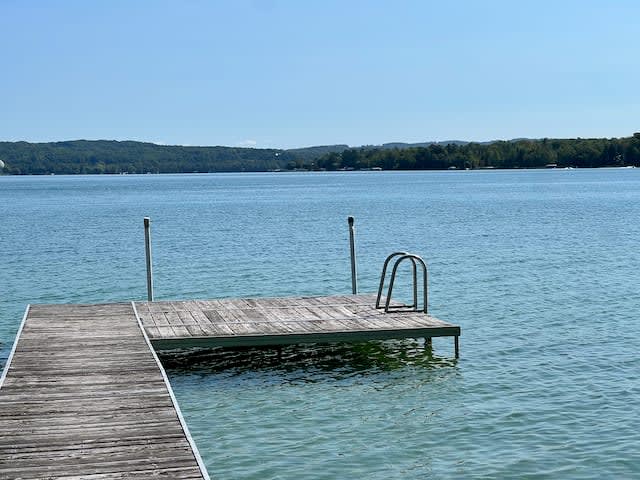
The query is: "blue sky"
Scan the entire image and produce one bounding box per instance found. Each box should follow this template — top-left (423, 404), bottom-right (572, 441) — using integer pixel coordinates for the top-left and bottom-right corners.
top-left (1, 0), bottom-right (638, 149)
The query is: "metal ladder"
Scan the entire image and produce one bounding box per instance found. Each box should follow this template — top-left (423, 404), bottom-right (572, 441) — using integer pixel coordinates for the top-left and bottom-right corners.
top-left (375, 252), bottom-right (428, 314)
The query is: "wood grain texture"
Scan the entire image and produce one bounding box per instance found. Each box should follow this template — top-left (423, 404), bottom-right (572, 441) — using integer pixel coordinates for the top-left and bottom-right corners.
top-left (136, 293), bottom-right (461, 349)
top-left (0, 304), bottom-right (208, 480)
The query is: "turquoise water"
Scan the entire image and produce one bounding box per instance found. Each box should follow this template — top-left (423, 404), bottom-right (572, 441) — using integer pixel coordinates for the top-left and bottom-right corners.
top-left (1, 170), bottom-right (639, 478)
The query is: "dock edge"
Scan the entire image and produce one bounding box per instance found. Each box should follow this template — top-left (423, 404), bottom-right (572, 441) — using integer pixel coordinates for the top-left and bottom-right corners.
top-left (131, 301), bottom-right (211, 480)
top-left (0, 304), bottom-right (30, 391)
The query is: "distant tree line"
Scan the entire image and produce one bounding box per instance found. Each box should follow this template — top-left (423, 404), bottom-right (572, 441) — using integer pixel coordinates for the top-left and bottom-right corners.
top-left (1, 135), bottom-right (639, 175)
top-left (309, 135), bottom-right (640, 171)
top-left (0, 140), bottom-right (303, 175)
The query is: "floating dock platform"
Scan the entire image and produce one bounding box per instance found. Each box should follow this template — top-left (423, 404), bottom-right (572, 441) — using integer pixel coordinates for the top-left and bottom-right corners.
top-left (136, 294), bottom-right (460, 353)
top-left (0, 294), bottom-right (459, 478)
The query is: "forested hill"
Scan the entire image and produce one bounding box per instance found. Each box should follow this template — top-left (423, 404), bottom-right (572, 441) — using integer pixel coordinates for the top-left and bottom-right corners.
top-left (0, 136), bottom-right (639, 174)
top-left (0, 140), bottom-right (339, 175)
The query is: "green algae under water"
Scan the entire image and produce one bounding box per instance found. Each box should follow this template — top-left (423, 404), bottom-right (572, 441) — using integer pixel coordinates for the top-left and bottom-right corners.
top-left (1, 169), bottom-right (639, 479)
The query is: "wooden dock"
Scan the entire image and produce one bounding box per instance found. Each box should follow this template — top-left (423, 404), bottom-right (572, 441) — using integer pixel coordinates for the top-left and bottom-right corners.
top-left (135, 294), bottom-right (460, 353)
top-left (0, 293), bottom-right (459, 478)
top-left (0, 303), bottom-right (210, 479)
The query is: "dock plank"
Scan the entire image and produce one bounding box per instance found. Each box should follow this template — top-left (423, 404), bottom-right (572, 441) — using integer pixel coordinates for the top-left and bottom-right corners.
top-left (0, 303), bottom-right (209, 480)
top-left (138, 294), bottom-right (460, 351)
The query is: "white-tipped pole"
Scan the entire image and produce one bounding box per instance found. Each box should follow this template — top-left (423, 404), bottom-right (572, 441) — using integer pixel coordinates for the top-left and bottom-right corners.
top-left (144, 217), bottom-right (154, 301)
top-left (348, 216), bottom-right (357, 294)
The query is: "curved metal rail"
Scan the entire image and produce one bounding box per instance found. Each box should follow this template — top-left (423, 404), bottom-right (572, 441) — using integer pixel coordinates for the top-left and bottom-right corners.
top-left (376, 252), bottom-right (428, 314)
top-left (375, 252), bottom-right (410, 309)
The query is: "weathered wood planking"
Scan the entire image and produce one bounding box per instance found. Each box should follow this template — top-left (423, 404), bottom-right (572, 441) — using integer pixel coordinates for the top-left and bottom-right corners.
top-left (0, 303), bottom-right (210, 480)
top-left (135, 294), bottom-right (461, 351)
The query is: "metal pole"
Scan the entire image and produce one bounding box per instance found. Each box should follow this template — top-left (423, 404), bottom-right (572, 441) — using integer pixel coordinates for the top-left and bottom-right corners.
top-left (348, 216), bottom-right (357, 294)
top-left (144, 217), bottom-right (154, 301)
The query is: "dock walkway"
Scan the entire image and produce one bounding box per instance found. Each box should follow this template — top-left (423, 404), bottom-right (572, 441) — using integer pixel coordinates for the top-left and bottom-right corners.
top-left (0, 303), bottom-right (209, 479)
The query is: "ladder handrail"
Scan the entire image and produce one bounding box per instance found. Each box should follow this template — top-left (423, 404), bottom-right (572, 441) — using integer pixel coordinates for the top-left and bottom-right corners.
top-left (375, 252), bottom-right (409, 309)
top-left (376, 253), bottom-right (428, 314)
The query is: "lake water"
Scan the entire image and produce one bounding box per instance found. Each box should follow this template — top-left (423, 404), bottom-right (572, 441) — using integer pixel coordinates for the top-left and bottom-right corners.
top-left (1, 169), bottom-right (639, 478)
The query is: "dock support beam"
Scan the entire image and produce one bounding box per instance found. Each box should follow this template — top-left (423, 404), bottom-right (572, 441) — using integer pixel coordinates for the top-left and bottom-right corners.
top-left (348, 216), bottom-right (357, 294)
top-left (454, 336), bottom-right (459, 358)
top-left (144, 217), bottom-right (154, 301)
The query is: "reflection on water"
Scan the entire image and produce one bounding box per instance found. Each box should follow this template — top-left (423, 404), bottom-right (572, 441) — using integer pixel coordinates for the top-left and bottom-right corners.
top-left (158, 339), bottom-right (457, 378)
top-left (163, 339), bottom-right (463, 480)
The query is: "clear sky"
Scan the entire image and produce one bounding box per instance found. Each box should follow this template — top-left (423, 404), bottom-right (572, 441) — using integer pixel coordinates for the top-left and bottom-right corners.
top-left (1, 0), bottom-right (638, 149)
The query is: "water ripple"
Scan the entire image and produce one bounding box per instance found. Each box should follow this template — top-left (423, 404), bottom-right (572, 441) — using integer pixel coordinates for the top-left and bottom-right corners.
top-left (3, 170), bottom-right (640, 478)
